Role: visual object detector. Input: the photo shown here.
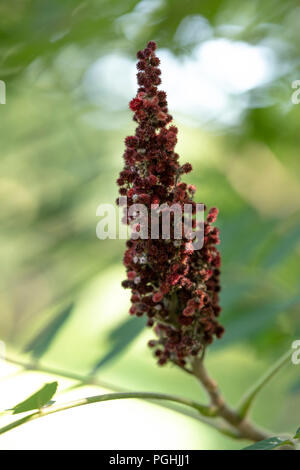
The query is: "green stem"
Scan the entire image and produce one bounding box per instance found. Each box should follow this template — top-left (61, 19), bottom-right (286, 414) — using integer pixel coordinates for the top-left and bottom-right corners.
top-left (4, 350), bottom-right (290, 443)
top-left (0, 391), bottom-right (217, 436)
top-left (193, 357), bottom-right (269, 442)
top-left (237, 349), bottom-right (292, 418)
top-left (4, 355), bottom-right (123, 392)
top-left (4, 355), bottom-right (242, 438)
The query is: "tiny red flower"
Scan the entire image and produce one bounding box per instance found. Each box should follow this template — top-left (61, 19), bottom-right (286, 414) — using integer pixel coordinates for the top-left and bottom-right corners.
top-left (129, 98), bottom-right (143, 111)
top-left (207, 207), bottom-right (219, 223)
top-left (152, 291), bottom-right (163, 303)
top-left (127, 271), bottom-right (137, 280)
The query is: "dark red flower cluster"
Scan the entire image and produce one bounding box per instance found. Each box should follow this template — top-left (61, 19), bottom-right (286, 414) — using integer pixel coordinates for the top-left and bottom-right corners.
top-left (117, 41), bottom-right (224, 368)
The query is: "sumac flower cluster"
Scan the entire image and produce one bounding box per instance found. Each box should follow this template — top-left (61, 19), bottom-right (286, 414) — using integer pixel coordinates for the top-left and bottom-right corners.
top-left (117, 41), bottom-right (224, 368)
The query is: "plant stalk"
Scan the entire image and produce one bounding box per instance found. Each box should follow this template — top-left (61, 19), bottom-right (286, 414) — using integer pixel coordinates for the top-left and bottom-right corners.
top-left (192, 357), bottom-right (269, 442)
top-left (0, 391), bottom-right (218, 436)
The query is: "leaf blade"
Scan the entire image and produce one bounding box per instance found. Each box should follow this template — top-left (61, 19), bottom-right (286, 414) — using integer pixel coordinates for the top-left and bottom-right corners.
top-left (23, 303), bottom-right (74, 359)
top-left (242, 437), bottom-right (292, 450)
top-left (237, 349), bottom-right (291, 418)
top-left (294, 427), bottom-right (300, 440)
top-left (90, 316), bottom-right (146, 373)
top-left (12, 382), bottom-right (58, 415)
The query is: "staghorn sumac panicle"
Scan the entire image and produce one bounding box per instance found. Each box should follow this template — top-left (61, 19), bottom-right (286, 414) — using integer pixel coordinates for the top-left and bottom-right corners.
top-left (117, 41), bottom-right (224, 368)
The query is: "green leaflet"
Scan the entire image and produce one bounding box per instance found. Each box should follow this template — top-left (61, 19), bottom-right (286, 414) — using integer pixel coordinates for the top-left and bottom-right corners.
top-left (12, 382), bottom-right (58, 414)
top-left (90, 315), bottom-right (146, 373)
top-left (242, 436), bottom-right (293, 450)
top-left (24, 303), bottom-right (74, 359)
top-left (294, 427), bottom-right (300, 440)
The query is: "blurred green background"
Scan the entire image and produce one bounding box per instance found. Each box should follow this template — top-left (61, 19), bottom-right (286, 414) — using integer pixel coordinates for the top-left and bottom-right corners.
top-left (0, 0), bottom-right (300, 450)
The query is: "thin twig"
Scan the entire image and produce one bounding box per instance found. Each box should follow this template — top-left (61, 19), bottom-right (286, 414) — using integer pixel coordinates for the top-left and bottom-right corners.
top-left (0, 391), bottom-right (216, 436)
top-left (5, 355), bottom-right (124, 392)
top-left (192, 357), bottom-right (271, 442)
top-left (3, 355), bottom-right (240, 437)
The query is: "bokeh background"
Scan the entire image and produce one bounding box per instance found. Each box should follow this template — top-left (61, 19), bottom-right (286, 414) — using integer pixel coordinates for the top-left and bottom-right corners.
top-left (0, 0), bottom-right (300, 450)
